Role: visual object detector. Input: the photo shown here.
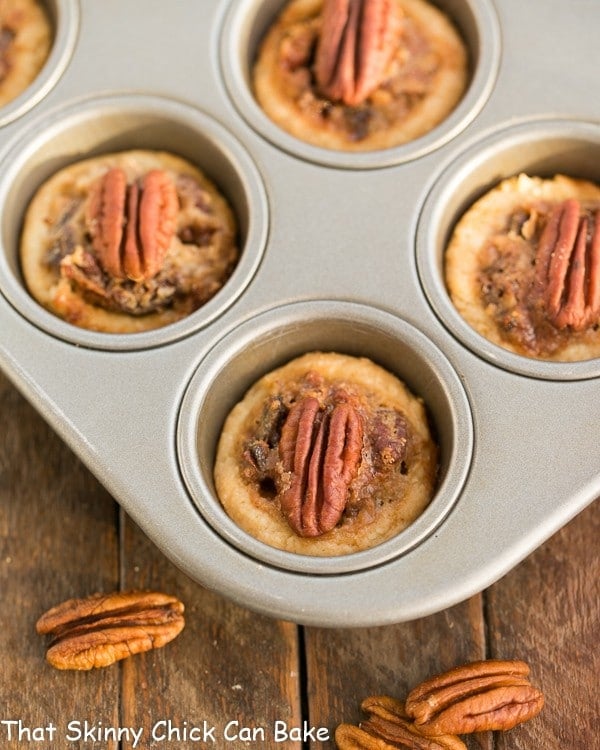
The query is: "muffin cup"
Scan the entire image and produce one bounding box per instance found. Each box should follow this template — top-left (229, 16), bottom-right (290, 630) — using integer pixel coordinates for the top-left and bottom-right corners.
top-left (0, 92), bottom-right (269, 350)
top-left (218, 0), bottom-right (500, 169)
top-left (177, 300), bottom-right (474, 575)
top-left (416, 117), bottom-right (600, 380)
top-left (0, 0), bottom-right (79, 127)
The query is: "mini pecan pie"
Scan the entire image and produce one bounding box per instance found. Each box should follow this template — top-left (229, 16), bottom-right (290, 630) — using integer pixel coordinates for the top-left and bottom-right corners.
top-left (0, 0), bottom-right (51, 108)
top-left (253, 0), bottom-right (467, 152)
top-left (214, 352), bottom-right (438, 556)
top-left (20, 150), bottom-right (238, 333)
top-left (445, 174), bottom-right (600, 361)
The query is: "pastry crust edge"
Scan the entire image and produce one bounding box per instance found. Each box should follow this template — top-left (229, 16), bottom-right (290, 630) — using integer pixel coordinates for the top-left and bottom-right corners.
top-left (0, 0), bottom-right (51, 108)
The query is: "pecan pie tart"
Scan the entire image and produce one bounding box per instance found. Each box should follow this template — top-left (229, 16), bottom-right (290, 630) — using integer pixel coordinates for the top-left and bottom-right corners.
top-left (214, 352), bottom-right (438, 556)
top-left (0, 0), bottom-right (51, 108)
top-left (445, 174), bottom-right (600, 361)
top-left (20, 150), bottom-right (238, 333)
top-left (253, 0), bottom-right (467, 151)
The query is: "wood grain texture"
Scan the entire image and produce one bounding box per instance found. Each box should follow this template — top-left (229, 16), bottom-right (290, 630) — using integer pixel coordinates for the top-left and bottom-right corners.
top-left (486, 499), bottom-right (599, 749)
top-left (120, 512), bottom-right (303, 749)
top-left (304, 596), bottom-right (491, 750)
top-left (0, 372), bottom-right (120, 749)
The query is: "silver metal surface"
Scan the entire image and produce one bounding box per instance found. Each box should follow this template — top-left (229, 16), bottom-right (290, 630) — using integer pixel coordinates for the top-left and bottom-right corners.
top-left (0, 0), bottom-right (599, 626)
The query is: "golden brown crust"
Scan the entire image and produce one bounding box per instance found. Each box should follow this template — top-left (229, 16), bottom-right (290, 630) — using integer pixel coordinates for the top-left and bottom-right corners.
top-left (445, 174), bottom-right (600, 361)
top-left (253, 0), bottom-right (467, 152)
top-left (0, 0), bottom-right (51, 108)
top-left (20, 150), bottom-right (238, 333)
top-left (214, 352), bottom-right (438, 556)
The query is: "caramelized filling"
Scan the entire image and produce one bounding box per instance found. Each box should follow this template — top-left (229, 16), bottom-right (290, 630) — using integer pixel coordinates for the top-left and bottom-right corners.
top-left (43, 173), bottom-right (237, 317)
top-left (240, 370), bottom-right (413, 535)
top-left (478, 202), bottom-right (600, 357)
top-left (274, 11), bottom-right (444, 142)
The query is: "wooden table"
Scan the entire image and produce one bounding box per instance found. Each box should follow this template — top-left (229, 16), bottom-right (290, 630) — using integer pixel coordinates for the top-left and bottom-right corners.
top-left (1, 368), bottom-right (598, 749)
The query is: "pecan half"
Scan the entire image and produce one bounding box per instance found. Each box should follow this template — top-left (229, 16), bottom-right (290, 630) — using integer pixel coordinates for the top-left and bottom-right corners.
top-left (36, 590), bottom-right (185, 670)
top-left (278, 395), bottom-right (363, 536)
top-left (86, 167), bottom-right (179, 282)
top-left (315, 0), bottom-right (400, 106)
top-left (336, 696), bottom-right (466, 750)
top-left (0, 27), bottom-right (15, 82)
top-left (535, 198), bottom-right (600, 330)
top-left (405, 659), bottom-right (544, 735)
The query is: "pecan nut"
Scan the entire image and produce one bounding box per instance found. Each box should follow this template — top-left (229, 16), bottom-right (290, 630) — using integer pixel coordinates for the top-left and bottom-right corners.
top-left (0, 27), bottom-right (15, 82)
top-left (315, 0), bottom-right (400, 106)
top-left (86, 167), bottom-right (179, 282)
top-left (405, 659), bottom-right (544, 735)
top-left (535, 198), bottom-right (600, 330)
top-left (36, 590), bottom-right (185, 670)
top-left (278, 395), bottom-right (363, 537)
top-left (336, 695), bottom-right (466, 750)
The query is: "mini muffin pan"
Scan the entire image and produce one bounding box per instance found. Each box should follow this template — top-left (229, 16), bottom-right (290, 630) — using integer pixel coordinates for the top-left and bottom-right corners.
top-left (0, 0), bottom-right (599, 626)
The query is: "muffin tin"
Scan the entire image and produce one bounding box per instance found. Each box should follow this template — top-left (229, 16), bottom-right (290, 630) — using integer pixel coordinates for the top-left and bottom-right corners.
top-left (0, 0), bottom-right (599, 626)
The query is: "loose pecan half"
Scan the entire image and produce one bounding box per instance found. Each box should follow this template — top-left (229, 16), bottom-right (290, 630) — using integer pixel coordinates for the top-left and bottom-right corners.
top-left (36, 590), bottom-right (185, 670)
top-left (86, 167), bottom-right (179, 282)
top-left (336, 695), bottom-right (466, 750)
top-left (315, 0), bottom-right (400, 106)
top-left (405, 659), bottom-right (544, 735)
top-left (278, 395), bottom-right (363, 536)
top-left (535, 198), bottom-right (600, 330)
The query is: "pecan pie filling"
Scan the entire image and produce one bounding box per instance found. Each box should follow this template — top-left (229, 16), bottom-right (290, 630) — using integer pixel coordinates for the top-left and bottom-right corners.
top-left (49, 170), bottom-right (233, 317)
top-left (214, 352), bottom-right (438, 556)
top-left (478, 199), bottom-right (600, 357)
top-left (445, 174), bottom-right (600, 361)
top-left (253, 0), bottom-right (467, 151)
top-left (20, 150), bottom-right (239, 333)
top-left (243, 373), bottom-right (412, 537)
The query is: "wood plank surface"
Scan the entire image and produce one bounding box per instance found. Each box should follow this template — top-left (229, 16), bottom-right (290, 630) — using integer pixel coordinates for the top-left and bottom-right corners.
top-left (304, 596), bottom-right (491, 750)
top-left (486, 499), bottom-right (600, 749)
top-left (0, 369), bottom-right (598, 749)
top-left (120, 513), bottom-right (303, 750)
top-left (0, 372), bottom-right (121, 749)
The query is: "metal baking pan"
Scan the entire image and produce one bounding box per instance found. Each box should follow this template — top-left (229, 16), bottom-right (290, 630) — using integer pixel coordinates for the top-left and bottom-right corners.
top-left (1, 0), bottom-right (599, 626)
